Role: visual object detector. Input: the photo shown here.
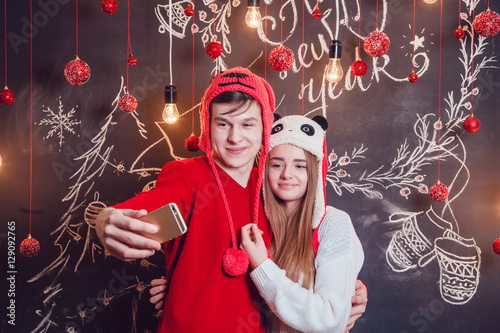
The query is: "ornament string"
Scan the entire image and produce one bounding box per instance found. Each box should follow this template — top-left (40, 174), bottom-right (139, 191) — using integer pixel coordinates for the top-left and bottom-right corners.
top-left (192, 0), bottom-right (195, 134)
top-left (358, 0), bottom-right (361, 52)
top-left (30, 0), bottom-right (33, 235)
top-left (470, 3), bottom-right (475, 117)
top-left (264, 1), bottom-right (267, 80)
top-left (376, 0), bottom-right (378, 29)
top-left (280, 0), bottom-right (283, 44)
top-left (437, 0), bottom-right (443, 181)
top-left (3, 0), bottom-right (7, 86)
top-left (458, 0), bottom-right (461, 27)
top-left (169, 0), bottom-right (173, 85)
top-left (301, 0), bottom-right (304, 116)
top-left (75, 0), bottom-right (78, 56)
top-left (126, 0), bottom-right (130, 92)
top-left (411, 0), bottom-right (416, 71)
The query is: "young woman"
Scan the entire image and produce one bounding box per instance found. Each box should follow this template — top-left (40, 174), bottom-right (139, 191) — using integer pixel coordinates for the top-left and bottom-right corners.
top-left (239, 115), bottom-right (364, 332)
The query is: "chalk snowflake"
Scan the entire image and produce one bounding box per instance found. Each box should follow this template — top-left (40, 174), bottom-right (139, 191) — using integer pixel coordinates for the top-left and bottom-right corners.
top-left (39, 97), bottom-right (81, 151)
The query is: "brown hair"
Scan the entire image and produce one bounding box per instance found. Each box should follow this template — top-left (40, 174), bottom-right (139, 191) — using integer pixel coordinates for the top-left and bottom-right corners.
top-left (209, 91), bottom-right (257, 117)
top-left (264, 149), bottom-right (318, 288)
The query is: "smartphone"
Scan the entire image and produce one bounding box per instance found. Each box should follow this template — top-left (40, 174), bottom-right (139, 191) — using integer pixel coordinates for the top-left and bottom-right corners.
top-left (138, 203), bottom-right (187, 243)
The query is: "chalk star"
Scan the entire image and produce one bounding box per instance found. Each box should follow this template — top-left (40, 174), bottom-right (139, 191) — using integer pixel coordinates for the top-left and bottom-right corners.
top-left (410, 35), bottom-right (425, 52)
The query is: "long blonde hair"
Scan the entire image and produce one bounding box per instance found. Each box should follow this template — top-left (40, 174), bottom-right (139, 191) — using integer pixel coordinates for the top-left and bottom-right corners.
top-left (264, 149), bottom-right (318, 288)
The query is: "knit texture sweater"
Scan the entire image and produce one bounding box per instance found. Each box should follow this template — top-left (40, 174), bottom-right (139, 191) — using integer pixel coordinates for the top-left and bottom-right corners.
top-left (249, 206), bottom-right (364, 333)
top-left (114, 156), bottom-right (271, 333)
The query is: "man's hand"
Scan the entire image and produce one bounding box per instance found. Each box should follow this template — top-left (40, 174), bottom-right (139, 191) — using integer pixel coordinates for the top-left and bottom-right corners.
top-left (345, 279), bottom-right (368, 332)
top-left (150, 277), bottom-right (168, 310)
top-left (95, 207), bottom-right (161, 261)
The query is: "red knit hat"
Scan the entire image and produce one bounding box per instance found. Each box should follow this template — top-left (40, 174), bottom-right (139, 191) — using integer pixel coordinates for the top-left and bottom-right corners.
top-left (199, 67), bottom-right (275, 276)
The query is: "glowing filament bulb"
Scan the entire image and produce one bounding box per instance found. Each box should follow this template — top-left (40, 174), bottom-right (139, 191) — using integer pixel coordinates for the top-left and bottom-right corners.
top-left (245, 0), bottom-right (261, 28)
top-left (162, 85), bottom-right (180, 124)
top-left (326, 40), bottom-right (343, 84)
top-left (423, 0), bottom-right (437, 4)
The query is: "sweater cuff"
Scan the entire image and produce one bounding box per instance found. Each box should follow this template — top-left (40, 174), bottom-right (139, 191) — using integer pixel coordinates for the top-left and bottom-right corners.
top-left (250, 258), bottom-right (282, 290)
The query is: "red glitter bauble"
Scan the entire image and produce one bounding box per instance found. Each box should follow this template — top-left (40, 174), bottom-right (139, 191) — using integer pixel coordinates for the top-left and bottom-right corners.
top-left (429, 182), bottom-right (449, 202)
top-left (118, 94), bottom-right (138, 113)
top-left (64, 57), bottom-right (91, 86)
top-left (20, 235), bottom-right (40, 257)
top-left (351, 60), bottom-right (368, 77)
top-left (127, 55), bottom-right (138, 66)
top-left (455, 27), bottom-right (465, 39)
top-left (473, 9), bottom-right (500, 38)
top-left (364, 30), bottom-right (390, 57)
top-left (184, 3), bottom-right (194, 16)
top-left (101, 0), bottom-right (118, 15)
top-left (493, 238), bottom-right (500, 255)
top-left (463, 115), bottom-right (481, 133)
top-left (269, 45), bottom-right (295, 72)
top-left (0, 87), bottom-right (15, 106)
top-left (185, 134), bottom-right (200, 152)
top-left (312, 6), bottom-right (322, 19)
top-left (206, 39), bottom-right (223, 58)
top-left (408, 71), bottom-right (419, 83)
top-left (221, 248), bottom-right (249, 276)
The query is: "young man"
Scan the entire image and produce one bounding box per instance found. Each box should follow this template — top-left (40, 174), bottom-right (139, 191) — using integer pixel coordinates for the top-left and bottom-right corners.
top-left (96, 67), bottom-right (367, 332)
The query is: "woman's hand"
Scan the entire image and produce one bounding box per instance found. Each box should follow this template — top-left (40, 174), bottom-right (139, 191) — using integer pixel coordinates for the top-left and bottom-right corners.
top-left (345, 279), bottom-right (368, 332)
top-left (240, 223), bottom-right (268, 269)
top-left (149, 277), bottom-right (167, 310)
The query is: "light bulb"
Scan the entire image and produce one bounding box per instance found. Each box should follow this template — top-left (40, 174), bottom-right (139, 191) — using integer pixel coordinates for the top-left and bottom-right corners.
top-left (245, 0), bottom-right (261, 28)
top-left (162, 85), bottom-right (179, 124)
top-left (423, 0), bottom-right (437, 4)
top-left (326, 40), bottom-right (343, 84)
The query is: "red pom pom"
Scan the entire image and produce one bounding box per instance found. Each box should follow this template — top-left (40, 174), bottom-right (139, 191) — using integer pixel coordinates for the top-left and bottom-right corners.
top-left (455, 27), bottom-right (465, 39)
top-left (493, 238), bottom-right (500, 255)
top-left (351, 60), bottom-right (368, 77)
top-left (64, 57), bottom-right (91, 86)
top-left (118, 94), bottom-right (138, 113)
top-left (185, 134), bottom-right (200, 152)
top-left (312, 6), bottom-right (322, 19)
top-left (429, 182), bottom-right (449, 202)
top-left (184, 3), bottom-right (194, 16)
top-left (20, 235), bottom-right (40, 257)
top-left (0, 87), bottom-right (15, 106)
top-left (206, 39), bottom-right (222, 58)
top-left (463, 115), bottom-right (480, 133)
top-left (269, 45), bottom-right (295, 72)
top-left (101, 0), bottom-right (118, 15)
top-left (127, 54), bottom-right (138, 66)
top-left (221, 248), bottom-right (249, 276)
top-left (408, 71), bottom-right (419, 83)
top-left (364, 30), bottom-right (390, 57)
top-left (473, 9), bottom-right (500, 38)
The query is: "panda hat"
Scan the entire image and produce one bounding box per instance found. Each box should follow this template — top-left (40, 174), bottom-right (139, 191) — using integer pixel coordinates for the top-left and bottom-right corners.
top-left (267, 115), bottom-right (328, 229)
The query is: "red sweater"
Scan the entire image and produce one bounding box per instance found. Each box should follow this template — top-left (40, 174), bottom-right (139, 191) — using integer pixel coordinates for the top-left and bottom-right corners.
top-left (114, 156), bottom-right (271, 333)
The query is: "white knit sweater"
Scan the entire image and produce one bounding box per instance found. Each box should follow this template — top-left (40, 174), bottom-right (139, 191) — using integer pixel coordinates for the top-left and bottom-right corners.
top-left (250, 206), bottom-right (364, 333)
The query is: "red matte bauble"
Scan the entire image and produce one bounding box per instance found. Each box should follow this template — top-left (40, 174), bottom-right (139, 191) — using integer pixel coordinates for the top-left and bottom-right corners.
top-left (269, 45), bottom-right (295, 72)
top-left (20, 235), bottom-right (40, 257)
top-left (206, 39), bottom-right (223, 58)
top-left (429, 182), bottom-right (449, 202)
top-left (221, 248), bottom-right (249, 276)
top-left (101, 0), bottom-right (118, 15)
top-left (185, 134), bottom-right (200, 152)
top-left (463, 116), bottom-right (481, 133)
top-left (351, 60), bottom-right (368, 77)
top-left (364, 30), bottom-right (390, 57)
top-left (312, 6), bottom-right (322, 19)
top-left (118, 94), bottom-right (138, 113)
top-left (64, 57), bottom-right (91, 86)
top-left (184, 3), bottom-right (194, 16)
top-left (473, 9), bottom-right (500, 37)
top-left (493, 238), bottom-right (500, 255)
top-left (0, 87), bottom-right (15, 106)
top-left (408, 72), bottom-right (419, 83)
top-left (127, 55), bottom-right (138, 66)
top-left (455, 27), bottom-right (465, 39)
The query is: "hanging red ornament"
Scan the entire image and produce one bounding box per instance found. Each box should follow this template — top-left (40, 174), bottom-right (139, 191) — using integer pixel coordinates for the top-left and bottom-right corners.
top-left (269, 44), bottom-right (295, 72)
top-left (20, 234), bottom-right (40, 257)
top-left (463, 115), bottom-right (481, 133)
top-left (408, 70), bottom-right (419, 83)
top-left (429, 181), bottom-right (449, 202)
top-left (118, 93), bottom-right (138, 113)
top-left (184, 2), bottom-right (194, 16)
top-left (185, 134), bottom-right (200, 152)
top-left (454, 26), bottom-right (465, 39)
top-left (493, 238), bottom-right (500, 255)
top-left (64, 56), bottom-right (91, 86)
top-left (0, 86), bottom-right (15, 106)
top-left (364, 30), bottom-right (390, 57)
top-left (473, 8), bottom-right (500, 38)
top-left (312, 5), bottom-right (322, 19)
top-left (351, 47), bottom-right (367, 77)
top-left (221, 248), bottom-right (249, 276)
top-left (127, 54), bottom-right (138, 66)
top-left (101, 0), bottom-right (118, 15)
top-left (206, 37), bottom-right (223, 58)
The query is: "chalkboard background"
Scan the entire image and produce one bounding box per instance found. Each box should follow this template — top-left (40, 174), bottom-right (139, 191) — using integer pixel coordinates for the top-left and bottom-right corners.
top-left (1, 0), bottom-right (500, 332)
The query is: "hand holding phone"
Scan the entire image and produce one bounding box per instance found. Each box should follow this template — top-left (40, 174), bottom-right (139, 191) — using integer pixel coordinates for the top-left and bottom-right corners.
top-left (138, 203), bottom-right (187, 243)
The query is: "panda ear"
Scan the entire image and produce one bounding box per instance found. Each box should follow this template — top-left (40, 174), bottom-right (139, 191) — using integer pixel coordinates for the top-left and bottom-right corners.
top-left (312, 115), bottom-right (328, 131)
top-left (273, 113), bottom-right (282, 123)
